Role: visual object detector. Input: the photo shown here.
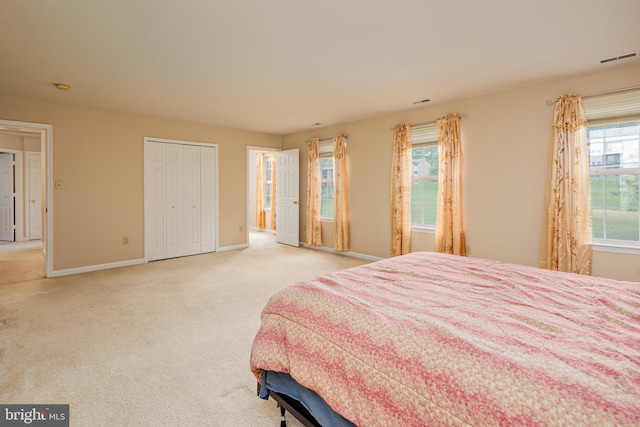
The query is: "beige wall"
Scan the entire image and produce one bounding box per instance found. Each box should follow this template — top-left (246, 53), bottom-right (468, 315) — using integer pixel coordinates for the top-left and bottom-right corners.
top-left (283, 62), bottom-right (640, 282)
top-left (0, 95), bottom-right (282, 271)
top-left (0, 133), bottom-right (24, 150)
top-left (1, 63), bottom-right (638, 281)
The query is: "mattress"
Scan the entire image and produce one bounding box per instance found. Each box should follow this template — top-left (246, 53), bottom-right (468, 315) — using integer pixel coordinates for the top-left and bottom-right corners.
top-left (250, 252), bottom-right (640, 426)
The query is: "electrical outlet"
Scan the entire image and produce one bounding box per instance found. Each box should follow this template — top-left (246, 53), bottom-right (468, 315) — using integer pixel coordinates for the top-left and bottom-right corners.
top-left (123, 236), bottom-right (129, 245)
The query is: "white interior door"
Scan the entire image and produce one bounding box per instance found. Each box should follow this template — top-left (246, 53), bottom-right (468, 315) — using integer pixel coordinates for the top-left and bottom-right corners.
top-left (146, 142), bottom-right (168, 261)
top-left (27, 153), bottom-right (42, 240)
top-left (165, 144), bottom-right (184, 259)
top-left (145, 139), bottom-right (217, 261)
top-left (275, 149), bottom-right (299, 247)
top-left (200, 146), bottom-right (216, 253)
top-left (0, 153), bottom-right (15, 242)
top-left (183, 145), bottom-right (201, 256)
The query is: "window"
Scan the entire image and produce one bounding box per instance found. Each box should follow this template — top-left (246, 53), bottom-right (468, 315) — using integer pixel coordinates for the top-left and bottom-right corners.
top-left (411, 124), bottom-right (439, 227)
top-left (587, 120), bottom-right (640, 243)
top-left (319, 140), bottom-right (334, 219)
top-left (264, 155), bottom-right (272, 208)
top-left (584, 89), bottom-right (640, 247)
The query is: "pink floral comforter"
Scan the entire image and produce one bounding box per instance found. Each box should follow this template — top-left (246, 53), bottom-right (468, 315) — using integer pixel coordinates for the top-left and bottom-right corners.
top-left (250, 252), bottom-right (640, 426)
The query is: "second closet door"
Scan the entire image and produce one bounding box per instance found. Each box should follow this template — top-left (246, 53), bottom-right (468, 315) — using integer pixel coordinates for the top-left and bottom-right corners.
top-left (146, 141), bottom-right (215, 261)
top-left (182, 145), bottom-right (202, 257)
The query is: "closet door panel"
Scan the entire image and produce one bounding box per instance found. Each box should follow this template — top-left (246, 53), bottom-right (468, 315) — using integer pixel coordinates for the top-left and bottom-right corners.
top-left (165, 144), bottom-right (184, 259)
top-left (201, 146), bottom-right (216, 253)
top-left (145, 140), bottom-right (216, 261)
top-left (183, 145), bottom-right (201, 256)
top-left (145, 143), bottom-right (167, 261)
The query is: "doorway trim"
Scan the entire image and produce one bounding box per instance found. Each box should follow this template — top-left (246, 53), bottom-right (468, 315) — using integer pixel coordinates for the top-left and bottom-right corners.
top-left (0, 119), bottom-right (52, 277)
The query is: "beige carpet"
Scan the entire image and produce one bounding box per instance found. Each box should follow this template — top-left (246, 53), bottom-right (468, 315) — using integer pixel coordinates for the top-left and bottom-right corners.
top-left (0, 246), bottom-right (45, 286)
top-left (0, 232), bottom-right (369, 426)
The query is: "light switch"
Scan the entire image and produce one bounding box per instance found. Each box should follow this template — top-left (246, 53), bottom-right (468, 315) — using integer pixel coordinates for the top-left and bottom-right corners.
top-left (55, 180), bottom-right (63, 189)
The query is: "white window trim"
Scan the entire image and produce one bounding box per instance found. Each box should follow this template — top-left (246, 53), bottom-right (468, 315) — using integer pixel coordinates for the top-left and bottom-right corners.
top-left (584, 92), bottom-right (640, 254)
top-left (592, 240), bottom-right (640, 255)
top-left (411, 224), bottom-right (436, 233)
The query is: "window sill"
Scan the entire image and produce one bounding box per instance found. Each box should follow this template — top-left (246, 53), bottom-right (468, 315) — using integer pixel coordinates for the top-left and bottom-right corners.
top-left (592, 240), bottom-right (640, 255)
top-left (411, 226), bottom-right (436, 234)
top-left (320, 217), bottom-right (334, 223)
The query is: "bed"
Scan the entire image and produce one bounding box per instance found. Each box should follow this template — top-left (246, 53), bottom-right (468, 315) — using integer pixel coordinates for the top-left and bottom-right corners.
top-left (250, 252), bottom-right (640, 426)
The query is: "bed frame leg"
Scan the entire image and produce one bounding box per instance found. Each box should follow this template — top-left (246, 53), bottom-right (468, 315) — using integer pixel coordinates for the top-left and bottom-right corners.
top-left (279, 404), bottom-right (287, 427)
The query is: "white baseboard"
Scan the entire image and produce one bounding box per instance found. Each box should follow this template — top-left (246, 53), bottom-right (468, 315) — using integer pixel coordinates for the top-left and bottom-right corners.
top-left (217, 243), bottom-right (249, 252)
top-left (49, 258), bottom-right (146, 277)
top-left (300, 243), bottom-right (384, 262)
top-left (46, 243), bottom-right (380, 278)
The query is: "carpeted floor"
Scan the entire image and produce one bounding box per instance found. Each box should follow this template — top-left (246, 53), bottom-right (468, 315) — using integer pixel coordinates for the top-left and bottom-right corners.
top-left (0, 245), bottom-right (45, 286)
top-left (0, 232), bottom-right (369, 426)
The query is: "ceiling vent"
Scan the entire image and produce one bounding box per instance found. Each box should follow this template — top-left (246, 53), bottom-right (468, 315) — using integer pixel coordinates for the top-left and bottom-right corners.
top-left (600, 51), bottom-right (638, 64)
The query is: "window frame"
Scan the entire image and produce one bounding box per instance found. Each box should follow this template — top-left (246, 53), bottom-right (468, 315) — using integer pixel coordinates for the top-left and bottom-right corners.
top-left (586, 119), bottom-right (640, 254)
top-left (410, 124), bottom-right (439, 232)
top-left (319, 140), bottom-right (335, 221)
top-left (263, 155), bottom-right (272, 209)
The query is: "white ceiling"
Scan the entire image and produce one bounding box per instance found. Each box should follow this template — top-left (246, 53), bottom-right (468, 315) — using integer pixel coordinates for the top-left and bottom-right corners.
top-left (1, 0), bottom-right (639, 135)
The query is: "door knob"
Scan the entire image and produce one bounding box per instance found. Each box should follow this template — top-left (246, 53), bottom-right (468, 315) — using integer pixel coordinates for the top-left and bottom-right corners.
top-left (31, 200), bottom-right (36, 203)
top-left (293, 201), bottom-right (299, 204)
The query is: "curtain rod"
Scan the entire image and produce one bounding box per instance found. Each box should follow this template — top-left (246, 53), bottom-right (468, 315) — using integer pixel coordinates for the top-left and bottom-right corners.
top-left (546, 84), bottom-right (640, 106)
top-left (388, 114), bottom-right (462, 131)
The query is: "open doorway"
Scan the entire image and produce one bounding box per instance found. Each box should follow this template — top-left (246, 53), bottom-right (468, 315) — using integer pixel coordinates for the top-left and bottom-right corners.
top-left (0, 120), bottom-right (52, 284)
top-left (247, 146), bottom-right (279, 246)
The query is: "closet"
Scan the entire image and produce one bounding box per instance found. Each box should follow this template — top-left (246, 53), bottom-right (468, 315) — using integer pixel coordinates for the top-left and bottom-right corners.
top-left (145, 139), bottom-right (217, 261)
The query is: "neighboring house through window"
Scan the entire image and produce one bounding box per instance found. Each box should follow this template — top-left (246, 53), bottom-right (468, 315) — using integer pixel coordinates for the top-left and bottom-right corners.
top-left (411, 124), bottom-right (439, 229)
top-left (584, 91), bottom-right (640, 248)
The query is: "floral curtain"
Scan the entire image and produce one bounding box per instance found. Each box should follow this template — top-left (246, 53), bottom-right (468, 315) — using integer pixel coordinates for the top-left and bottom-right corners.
top-left (255, 152), bottom-right (266, 229)
top-left (436, 113), bottom-right (467, 256)
top-left (333, 135), bottom-right (349, 251)
top-left (306, 138), bottom-right (322, 245)
top-left (268, 152), bottom-right (277, 231)
top-left (540, 93), bottom-right (592, 275)
top-left (390, 123), bottom-right (412, 256)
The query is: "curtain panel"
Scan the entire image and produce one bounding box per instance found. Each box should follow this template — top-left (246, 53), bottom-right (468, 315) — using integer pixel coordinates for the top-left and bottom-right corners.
top-left (333, 135), bottom-right (349, 251)
top-left (268, 152), bottom-right (277, 231)
top-left (306, 138), bottom-right (322, 245)
top-left (255, 152), bottom-right (266, 229)
top-left (436, 113), bottom-right (467, 256)
top-left (540, 93), bottom-right (592, 275)
top-left (390, 123), bottom-right (412, 256)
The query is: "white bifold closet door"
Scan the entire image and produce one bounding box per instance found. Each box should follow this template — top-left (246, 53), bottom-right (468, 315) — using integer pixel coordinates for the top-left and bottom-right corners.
top-left (146, 141), bottom-right (216, 261)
